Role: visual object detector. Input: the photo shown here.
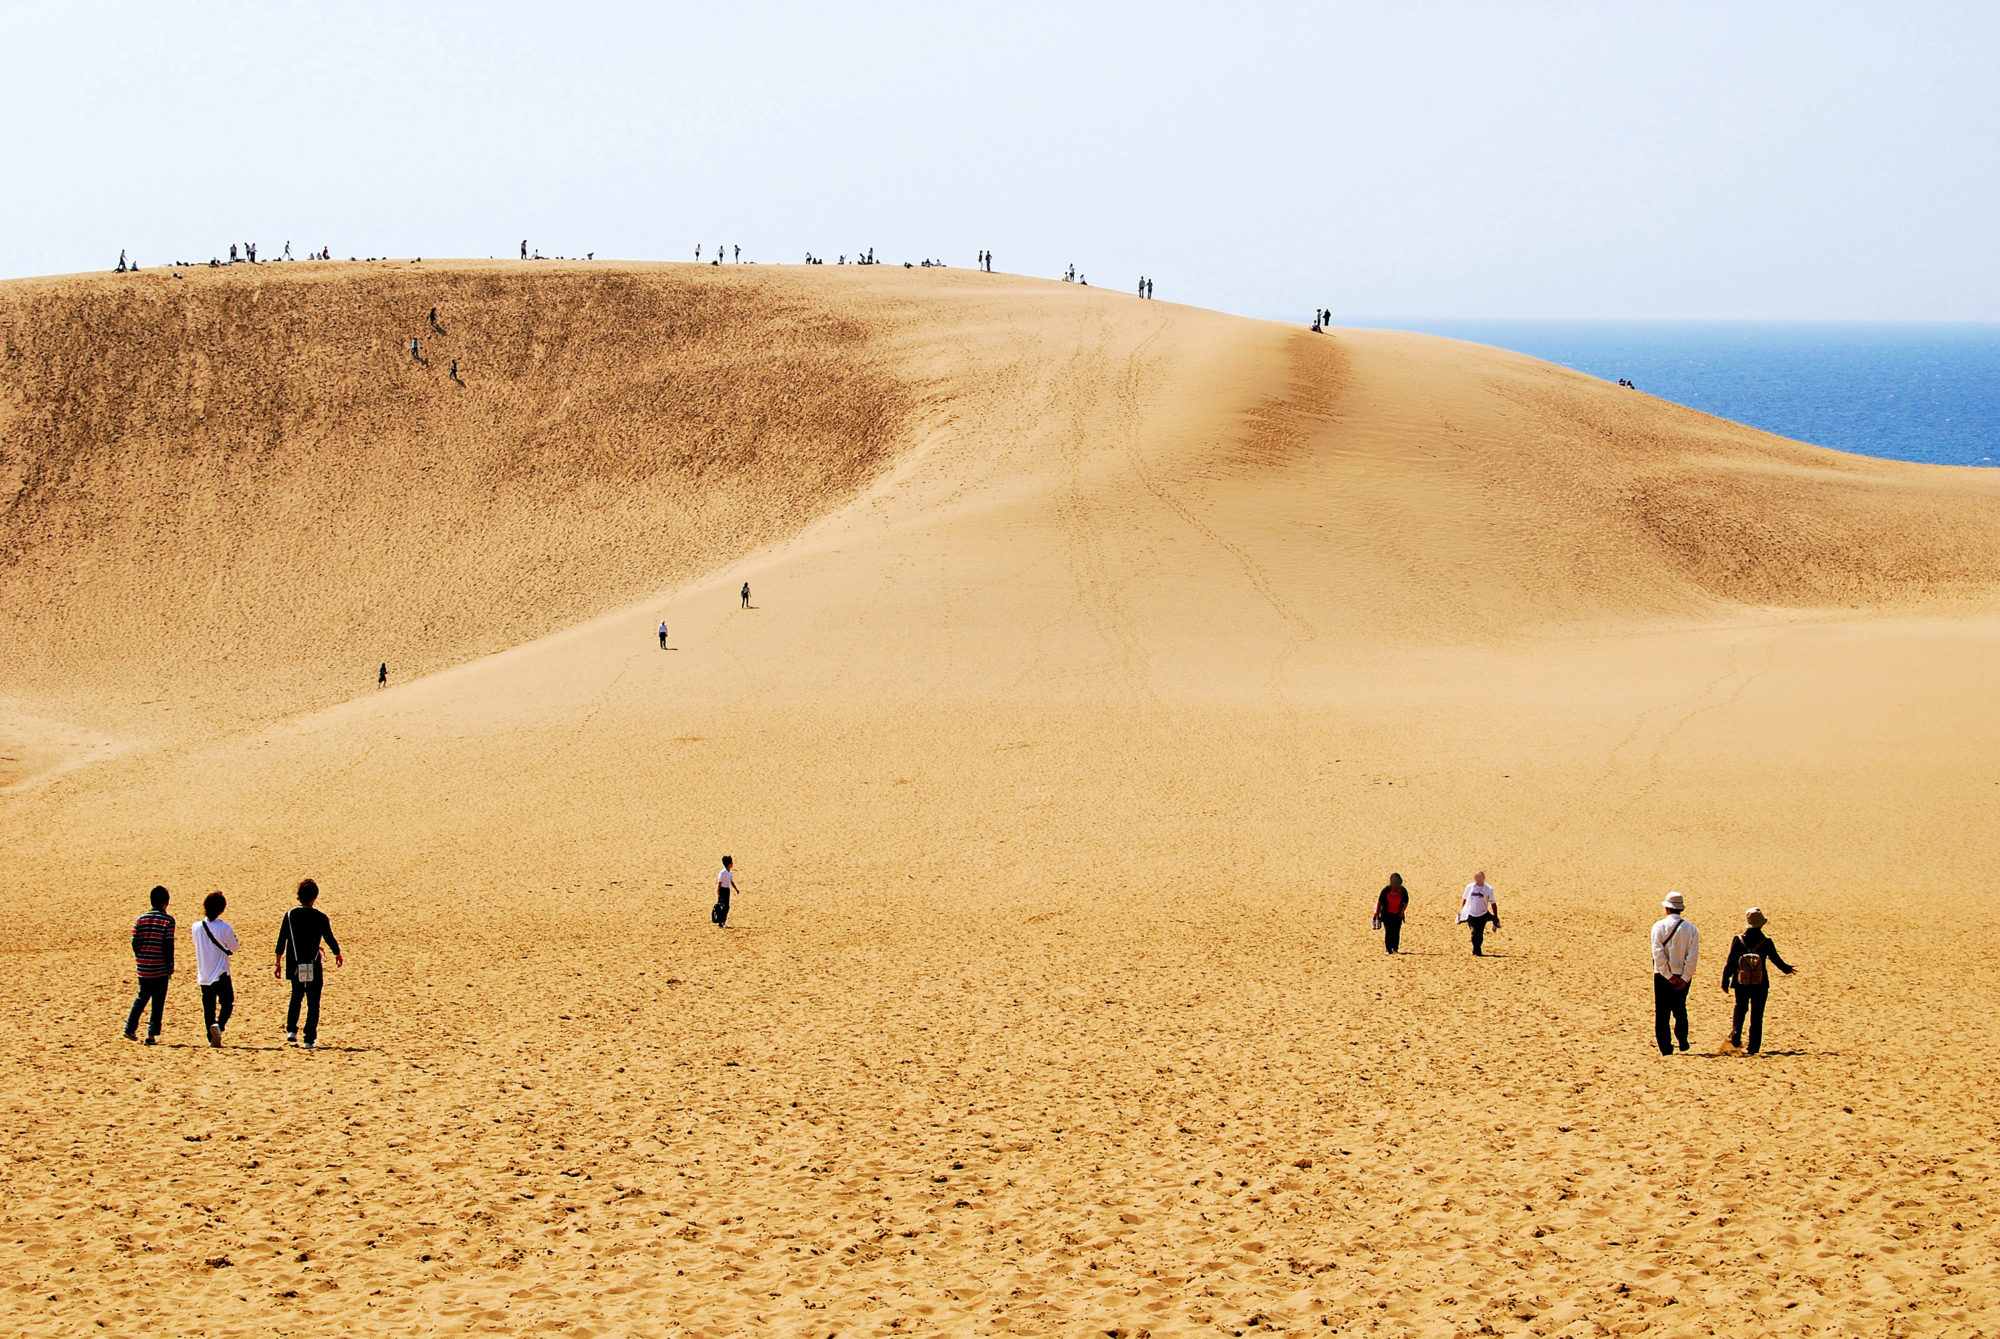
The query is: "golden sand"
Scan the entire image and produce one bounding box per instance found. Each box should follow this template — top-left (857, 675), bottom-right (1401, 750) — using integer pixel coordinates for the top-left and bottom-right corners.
top-left (2, 262), bottom-right (1997, 1335)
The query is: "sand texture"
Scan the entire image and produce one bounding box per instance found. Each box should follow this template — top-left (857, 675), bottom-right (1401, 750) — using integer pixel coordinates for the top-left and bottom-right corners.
top-left (3, 261), bottom-right (1999, 1336)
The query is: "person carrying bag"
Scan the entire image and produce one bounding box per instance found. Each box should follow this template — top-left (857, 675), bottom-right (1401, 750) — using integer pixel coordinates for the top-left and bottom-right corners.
top-left (274, 878), bottom-right (343, 1050)
top-left (1721, 907), bottom-right (1796, 1054)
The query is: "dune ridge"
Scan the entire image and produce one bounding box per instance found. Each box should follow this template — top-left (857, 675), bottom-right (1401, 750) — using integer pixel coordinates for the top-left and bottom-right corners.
top-left (2, 263), bottom-right (1998, 1336)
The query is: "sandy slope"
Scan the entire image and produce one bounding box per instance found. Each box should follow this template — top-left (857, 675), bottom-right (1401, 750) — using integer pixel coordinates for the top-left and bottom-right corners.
top-left (2, 262), bottom-right (1999, 1337)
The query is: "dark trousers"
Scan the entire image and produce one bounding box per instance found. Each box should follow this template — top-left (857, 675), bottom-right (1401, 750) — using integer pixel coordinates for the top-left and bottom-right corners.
top-left (712, 886), bottom-right (731, 927)
top-left (1466, 913), bottom-right (1493, 955)
top-left (1654, 973), bottom-right (1690, 1054)
top-left (1731, 983), bottom-right (1769, 1053)
top-left (126, 976), bottom-right (169, 1037)
top-left (287, 976), bottom-right (324, 1044)
top-left (201, 976), bottom-right (235, 1033)
top-left (1382, 914), bottom-right (1404, 953)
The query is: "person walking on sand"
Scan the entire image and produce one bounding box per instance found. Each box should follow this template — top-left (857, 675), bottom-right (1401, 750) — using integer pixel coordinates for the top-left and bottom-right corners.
top-left (125, 886), bottom-right (176, 1044)
top-left (192, 891), bottom-right (239, 1048)
top-left (711, 856), bottom-right (738, 927)
top-left (658, 619), bottom-right (669, 649)
top-left (1375, 873), bottom-right (1411, 954)
top-left (1457, 872), bottom-right (1500, 956)
top-left (1721, 907), bottom-right (1795, 1054)
top-left (276, 879), bottom-right (343, 1050)
top-left (1651, 891), bottom-right (1699, 1055)
top-left (740, 582), bottom-right (751, 609)
top-left (378, 662), bottom-right (388, 688)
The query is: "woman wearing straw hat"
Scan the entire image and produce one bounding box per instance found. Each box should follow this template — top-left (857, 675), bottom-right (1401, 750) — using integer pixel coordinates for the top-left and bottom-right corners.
top-left (1721, 907), bottom-right (1796, 1054)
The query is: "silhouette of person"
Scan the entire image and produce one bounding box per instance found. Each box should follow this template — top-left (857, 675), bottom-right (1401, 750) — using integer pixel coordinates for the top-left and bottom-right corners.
top-left (734, 245), bottom-right (740, 262)
top-left (658, 620), bottom-right (669, 649)
top-left (521, 240), bottom-right (528, 259)
top-left (741, 582), bottom-right (751, 609)
top-left (450, 358), bottom-right (459, 381)
top-left (411, 338), bottom-right (421, 360)
top-left (378, 663), bottom-right (388, 687)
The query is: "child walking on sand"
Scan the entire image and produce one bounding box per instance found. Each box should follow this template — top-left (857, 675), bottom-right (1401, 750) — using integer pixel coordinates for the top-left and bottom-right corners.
top-left (712, 856), bottom-right (737, 927)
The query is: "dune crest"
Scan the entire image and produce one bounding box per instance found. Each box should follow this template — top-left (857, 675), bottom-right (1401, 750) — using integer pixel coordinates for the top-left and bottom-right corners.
top-left (3, 264), bottom-right (1999, 1335)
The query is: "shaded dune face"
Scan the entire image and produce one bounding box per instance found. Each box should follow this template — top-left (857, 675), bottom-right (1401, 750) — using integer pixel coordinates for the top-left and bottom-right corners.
top-left (1487, 369), bottom-right (2000, 608)
top-left (0, 266), bottom-right (914, 738)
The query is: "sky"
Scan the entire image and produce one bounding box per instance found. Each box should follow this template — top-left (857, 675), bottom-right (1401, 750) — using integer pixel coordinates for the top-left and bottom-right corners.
top-left (4, 1), bottom-right (1996, 321)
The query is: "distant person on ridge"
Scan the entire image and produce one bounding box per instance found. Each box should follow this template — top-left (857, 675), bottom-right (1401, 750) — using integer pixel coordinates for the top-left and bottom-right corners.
top-left (1721, 907), bottom-right (1794, 1054)
top-left (378, 663), bottom-right (388, 688)
top-left (192, 891), bottom-right (239, 1048)
top-left (658, 620), bottom-right (669, 649)
top-left (1457, 872), bottom-right (1500, 956)
top-left (124, 885), bottom-right (175, 1044)
top-left (712, 856), bottom-right (738, 927)
top-left (522, 240), bottom-right (528, 259)
top-left (276, 879), bottom-right (343, 1050)
top-left (1374, 873), bottom-right (1410, 954)
top-left (740, 582), bottom-right (750, 609)
top-left (1651, 892), bottom-right (1699, 1055)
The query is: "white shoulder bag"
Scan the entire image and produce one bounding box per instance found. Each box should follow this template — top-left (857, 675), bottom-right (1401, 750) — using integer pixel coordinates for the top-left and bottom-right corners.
top-left (288, 910), bottom-right (316, 984)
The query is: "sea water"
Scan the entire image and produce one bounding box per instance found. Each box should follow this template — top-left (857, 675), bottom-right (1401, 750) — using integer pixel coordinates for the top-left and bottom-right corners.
top-left (1363, 322), bottom-right (2000, 468)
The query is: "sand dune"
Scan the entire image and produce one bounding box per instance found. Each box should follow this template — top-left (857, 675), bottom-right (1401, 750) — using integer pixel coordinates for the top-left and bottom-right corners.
top-left (2, 262), bottom-right (1998, 1336)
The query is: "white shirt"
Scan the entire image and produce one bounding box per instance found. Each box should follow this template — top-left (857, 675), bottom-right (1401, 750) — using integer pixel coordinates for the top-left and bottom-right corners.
top-left (716, 868), bottom-right (735, 890)
top-left (191, 917), bottom-right (239, 986)
top-left (1651, 914), bottom-right (1699, 980)
top-left (1460, 882), bottom-right (1497, 920)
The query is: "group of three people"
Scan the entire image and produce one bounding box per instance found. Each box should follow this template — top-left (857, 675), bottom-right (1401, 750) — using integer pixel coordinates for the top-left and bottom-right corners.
top-left (125, 879), bottom-right (343, 1050)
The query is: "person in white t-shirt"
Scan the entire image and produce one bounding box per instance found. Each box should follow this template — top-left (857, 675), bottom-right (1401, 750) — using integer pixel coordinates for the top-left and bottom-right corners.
top-left (191, 891), bottom-right (240, 1048)
top-left (1458, 872), bottom-right (1501, 956)
top-left (712, 856), bottom-right (737, 928)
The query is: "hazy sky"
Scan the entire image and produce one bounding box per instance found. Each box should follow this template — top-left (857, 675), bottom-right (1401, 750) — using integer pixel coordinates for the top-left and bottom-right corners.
top-left (5, 1), bottom-right (1995, 320)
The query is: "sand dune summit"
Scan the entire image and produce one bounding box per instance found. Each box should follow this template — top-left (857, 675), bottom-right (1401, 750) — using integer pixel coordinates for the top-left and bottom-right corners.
top-left (2, 260), bottom-right (1998, 1336)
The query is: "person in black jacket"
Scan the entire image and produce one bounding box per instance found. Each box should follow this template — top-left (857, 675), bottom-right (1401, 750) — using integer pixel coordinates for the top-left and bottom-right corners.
top-left (1374, 874), bottom-right (1410, 953)
top-left (1721, 907), bottom-right (1795, 1054)
top-left (275, 878), bottom-right (343, 1050)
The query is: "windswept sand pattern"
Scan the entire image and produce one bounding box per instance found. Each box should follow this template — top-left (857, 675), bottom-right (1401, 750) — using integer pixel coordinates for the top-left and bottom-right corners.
top-left (3, 264), bottom-right (2000, 1336)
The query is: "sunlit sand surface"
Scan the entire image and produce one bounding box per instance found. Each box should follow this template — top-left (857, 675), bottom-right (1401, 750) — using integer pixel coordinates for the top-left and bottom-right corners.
top-left (3, 261), bottom-right (1998, 1335)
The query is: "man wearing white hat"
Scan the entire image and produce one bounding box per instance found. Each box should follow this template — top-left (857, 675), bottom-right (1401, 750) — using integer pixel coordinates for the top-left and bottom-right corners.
top-left (1650, 892), bottom-right (1699, 1055)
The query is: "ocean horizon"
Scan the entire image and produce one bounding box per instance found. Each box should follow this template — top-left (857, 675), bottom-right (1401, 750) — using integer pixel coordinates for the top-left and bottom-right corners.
top-left (1353, 320), bottom-right (2000, 469)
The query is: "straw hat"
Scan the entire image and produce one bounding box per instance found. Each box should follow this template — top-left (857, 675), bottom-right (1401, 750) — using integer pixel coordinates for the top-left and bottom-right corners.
top-left (1745, 907), bottom-right (1767, 928)
top-left (1662, 892), bottom-right (1685, 912)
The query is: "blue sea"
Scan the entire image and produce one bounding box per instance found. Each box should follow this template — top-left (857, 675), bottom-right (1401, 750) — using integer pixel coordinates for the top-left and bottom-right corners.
top-left (1362, 322), bottom-right (2000, 468)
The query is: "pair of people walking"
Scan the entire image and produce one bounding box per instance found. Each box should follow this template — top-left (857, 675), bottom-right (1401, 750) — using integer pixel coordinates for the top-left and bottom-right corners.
top-left (1650, 893), bottom-right (1796, 1055)
top-left (124, 880), bottom-right (342, 1049)
top-left (1368, 871), bottom-right (1499, 955)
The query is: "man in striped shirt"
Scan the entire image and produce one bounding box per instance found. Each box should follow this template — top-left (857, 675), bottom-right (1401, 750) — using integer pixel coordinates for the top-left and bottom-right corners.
top-left (124, 886), bottom-right (175, 1044)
